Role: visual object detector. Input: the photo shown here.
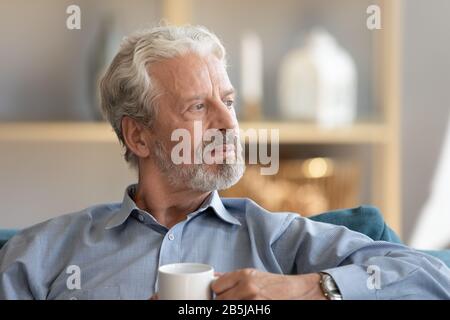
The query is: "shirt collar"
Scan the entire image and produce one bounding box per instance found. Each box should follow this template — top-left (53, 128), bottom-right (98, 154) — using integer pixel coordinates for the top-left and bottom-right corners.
top-left (197, 189), bottom-right (242, 226)
top-left (105, 184), bottom-right (241, 229)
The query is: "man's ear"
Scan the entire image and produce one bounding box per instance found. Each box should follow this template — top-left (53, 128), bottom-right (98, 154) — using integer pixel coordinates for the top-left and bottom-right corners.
top-left (121, 116), bottom-right (151, 159)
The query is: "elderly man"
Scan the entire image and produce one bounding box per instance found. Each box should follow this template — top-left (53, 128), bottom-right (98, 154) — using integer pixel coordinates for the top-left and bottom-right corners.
top-left (0, 25), bottom-right (449, 300)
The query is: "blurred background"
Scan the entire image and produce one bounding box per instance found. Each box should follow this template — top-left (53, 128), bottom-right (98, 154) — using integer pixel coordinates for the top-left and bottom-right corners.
top-left (0, 0), bottom-right (449, 249)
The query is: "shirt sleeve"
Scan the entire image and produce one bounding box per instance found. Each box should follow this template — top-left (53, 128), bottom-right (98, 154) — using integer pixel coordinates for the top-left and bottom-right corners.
top-left (0, 232), bottom-right (45, 300)
top-left (271, 216), bottom-right (450, 300)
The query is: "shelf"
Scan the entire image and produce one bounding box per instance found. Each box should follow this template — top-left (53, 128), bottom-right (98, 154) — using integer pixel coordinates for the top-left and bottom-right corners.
top-left (0, 121), bottom-right (387, 144)
top-left (0, 122), bottom-right (116, 142)
top-left (239, 121), bottom-right (387, 144)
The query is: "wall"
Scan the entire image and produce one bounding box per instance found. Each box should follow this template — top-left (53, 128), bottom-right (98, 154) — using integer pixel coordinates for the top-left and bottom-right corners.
top-left (0, 141), bottom-right (137, 228)
top-left (402, 0), bottom-right (450, 244)
top-left (0, 0), bottom-right (161, 120)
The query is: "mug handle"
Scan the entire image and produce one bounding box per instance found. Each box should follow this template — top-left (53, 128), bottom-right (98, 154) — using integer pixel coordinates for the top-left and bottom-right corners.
top-left (210, 275), bottom-right (220, 300)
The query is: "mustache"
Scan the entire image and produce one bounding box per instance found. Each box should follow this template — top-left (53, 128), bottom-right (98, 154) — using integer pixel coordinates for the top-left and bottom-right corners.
top-left (200, 130), bottom-right (240, 149)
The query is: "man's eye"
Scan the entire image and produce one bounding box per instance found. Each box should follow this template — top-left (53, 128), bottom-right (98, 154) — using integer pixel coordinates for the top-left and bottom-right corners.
top-left (191, 104), bottom-right (205, 111)
top-left (224, 100), bottom-right (234, 108)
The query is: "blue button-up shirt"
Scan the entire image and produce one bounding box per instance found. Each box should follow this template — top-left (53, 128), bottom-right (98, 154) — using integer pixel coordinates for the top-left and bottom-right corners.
top-left (1, 184), bottom-right (449, 300)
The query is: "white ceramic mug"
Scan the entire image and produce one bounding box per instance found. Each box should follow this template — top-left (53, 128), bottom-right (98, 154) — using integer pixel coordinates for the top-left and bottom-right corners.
top-left (157, 263), bottom-right (217, 300)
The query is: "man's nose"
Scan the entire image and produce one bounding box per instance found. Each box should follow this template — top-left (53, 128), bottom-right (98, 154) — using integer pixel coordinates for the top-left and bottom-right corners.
top-left (209, 99), bottom-right (237, 131)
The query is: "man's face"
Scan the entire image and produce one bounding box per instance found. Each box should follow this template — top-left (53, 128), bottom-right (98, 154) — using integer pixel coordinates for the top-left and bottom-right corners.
top-left (146, 52), bottom-right (245, 191)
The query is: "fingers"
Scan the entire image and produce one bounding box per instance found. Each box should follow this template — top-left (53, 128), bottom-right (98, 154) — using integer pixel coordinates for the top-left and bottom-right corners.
top-left (212, 268), bottom-right (258, 296)
top-left (212, 272), bottom-right (240, 295)
top-left (215, 279), bottom-right (263, 300)
top-left (149, 293), bottom-right (159, 300)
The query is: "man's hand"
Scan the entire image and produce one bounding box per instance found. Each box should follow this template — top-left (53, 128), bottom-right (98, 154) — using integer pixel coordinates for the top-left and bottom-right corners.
top-left (211, 268), bottom-right (327, 300)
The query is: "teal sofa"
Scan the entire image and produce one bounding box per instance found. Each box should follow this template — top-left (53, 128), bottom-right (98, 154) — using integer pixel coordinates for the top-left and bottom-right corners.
top-left (310, 205), bottom-right (450, 267)
top-left (1, 205), bottom-right (449, 267)
top-left (0, 229), bottom-right (17, 250)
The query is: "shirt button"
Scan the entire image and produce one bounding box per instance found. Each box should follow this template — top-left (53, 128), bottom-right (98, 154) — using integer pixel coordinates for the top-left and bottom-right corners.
top-left (168, 233), bottom-right (175, 241)
top-left (138, 214), bottom-right (144, 222)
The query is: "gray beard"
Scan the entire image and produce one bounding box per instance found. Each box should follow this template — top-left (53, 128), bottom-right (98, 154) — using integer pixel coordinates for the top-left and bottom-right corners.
top-left (152, 140), bottom-right (246, 192)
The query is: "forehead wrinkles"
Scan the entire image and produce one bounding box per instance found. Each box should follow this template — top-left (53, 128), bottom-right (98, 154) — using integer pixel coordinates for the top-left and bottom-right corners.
top-left (153, 54), bottom-right (228, 101)
top-left (176, 55), bottom-right (214, 96)
top-left (148, 59), bottom-right (184, 99)
top-left (204, 55), bottom-right (228, 95)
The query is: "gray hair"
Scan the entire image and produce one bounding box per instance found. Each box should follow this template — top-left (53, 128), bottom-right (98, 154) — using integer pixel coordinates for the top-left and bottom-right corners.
top-left (99, 24), bottom-right (227, 170)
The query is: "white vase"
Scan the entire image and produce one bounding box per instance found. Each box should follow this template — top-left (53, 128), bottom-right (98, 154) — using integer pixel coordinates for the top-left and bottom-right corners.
top-left (279, 28), bottom-right (357, 128)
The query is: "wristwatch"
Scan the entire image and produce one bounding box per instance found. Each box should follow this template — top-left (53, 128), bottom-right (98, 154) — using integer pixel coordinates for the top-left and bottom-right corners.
top-left (319, 272), bottom-right (343, 300)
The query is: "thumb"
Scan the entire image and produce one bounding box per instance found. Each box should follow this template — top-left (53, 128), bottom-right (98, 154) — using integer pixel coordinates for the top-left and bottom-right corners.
top-left (149, 293), bottom-right (159, 300)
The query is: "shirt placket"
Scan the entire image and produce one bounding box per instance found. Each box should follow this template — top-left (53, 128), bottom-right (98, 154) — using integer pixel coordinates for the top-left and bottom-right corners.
top-left (154, 220), bottom-right (192, 293)
top-left (132, 207), bottom-right (207, 294)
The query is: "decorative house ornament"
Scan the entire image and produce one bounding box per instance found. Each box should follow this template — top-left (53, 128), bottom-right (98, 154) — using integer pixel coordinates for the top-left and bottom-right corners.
top-left (279, 28), bottom-right (357, 128)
